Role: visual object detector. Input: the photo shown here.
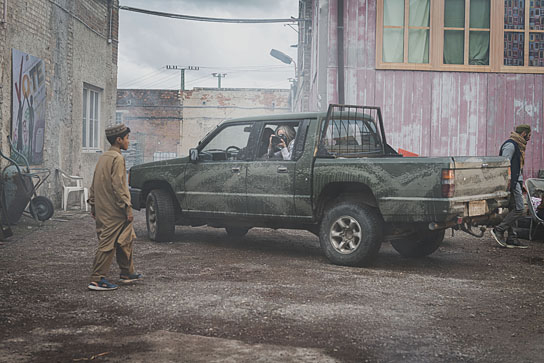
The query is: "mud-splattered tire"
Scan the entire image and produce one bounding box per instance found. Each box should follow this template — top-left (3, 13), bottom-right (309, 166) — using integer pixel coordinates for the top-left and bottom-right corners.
top-left (319, 203), bottom-right (383, 267)
top-left (146, 189), bottom-right (175, 242)
top-left (391, 229), bottom-right (445, 258)
top-left (29, 196), bottom-right (54, 221)
top-left (225, 227), bottom-right (250, 237)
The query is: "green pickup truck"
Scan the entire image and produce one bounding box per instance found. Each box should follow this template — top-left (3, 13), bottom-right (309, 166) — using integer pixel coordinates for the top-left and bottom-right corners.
top-left (129, 105), bottom-right (510, 266)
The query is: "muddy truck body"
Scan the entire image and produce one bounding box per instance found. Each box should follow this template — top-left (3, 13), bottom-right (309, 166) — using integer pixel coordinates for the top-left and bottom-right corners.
top-left (129, 105), bottom-right (509, 266)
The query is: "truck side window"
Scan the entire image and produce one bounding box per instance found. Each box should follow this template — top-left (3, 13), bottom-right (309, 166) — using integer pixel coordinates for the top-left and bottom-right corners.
top-left (200, 123), bottom-right (252, 161)
top-left (258, 122), bottom-right (300, 161)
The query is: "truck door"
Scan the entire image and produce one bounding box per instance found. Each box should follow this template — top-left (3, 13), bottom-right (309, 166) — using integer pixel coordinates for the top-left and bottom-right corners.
top-left (246, 121), bottom-right (306, 217)
top-left (183, 123), bottom-right (254, 216)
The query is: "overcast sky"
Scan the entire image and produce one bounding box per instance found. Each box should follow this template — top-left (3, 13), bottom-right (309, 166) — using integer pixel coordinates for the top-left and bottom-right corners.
top-left (117, 0), bottom-right (299, 90)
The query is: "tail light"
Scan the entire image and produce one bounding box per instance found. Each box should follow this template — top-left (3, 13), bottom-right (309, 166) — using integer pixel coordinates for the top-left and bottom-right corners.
top-left (441, 169), bottom-right (455, 198)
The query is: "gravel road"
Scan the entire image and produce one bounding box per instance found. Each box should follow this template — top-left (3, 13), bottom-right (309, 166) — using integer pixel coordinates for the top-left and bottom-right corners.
top-left (1, 209), bottom-right (543, 362)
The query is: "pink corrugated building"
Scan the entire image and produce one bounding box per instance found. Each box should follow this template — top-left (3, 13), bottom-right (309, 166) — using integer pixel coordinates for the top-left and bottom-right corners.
top-left (295, 0), bottom-right (543, 178)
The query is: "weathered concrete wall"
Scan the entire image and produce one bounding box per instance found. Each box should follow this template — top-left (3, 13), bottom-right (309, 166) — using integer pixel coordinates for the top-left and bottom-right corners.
top-left (117, 89), bottom-right (182, 166)
top-left (0, 0), bottom-right (119, 207)
top-left (298, 0), bottom-right (543, 178)
top-left (181, 88), bottom-right (291, 156)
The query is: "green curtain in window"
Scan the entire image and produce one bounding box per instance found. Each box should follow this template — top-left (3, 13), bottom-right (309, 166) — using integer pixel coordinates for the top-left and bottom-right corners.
top-left (408, 0), bottom-right (430, 63)
top-left (383, 0), bottom-right (404, 62)
top-left (384, 0), bottom-right (404, 26)
top-left (444, 30), bottom-right (465, 64)
top-left (469, 0), bottom-right (490, 65)
top-left (444, 0), bottom-right (490, 65)
top-left (384, 0), bottom-right (430, 63)
top-left (444, 0), bottom-right (465, 64)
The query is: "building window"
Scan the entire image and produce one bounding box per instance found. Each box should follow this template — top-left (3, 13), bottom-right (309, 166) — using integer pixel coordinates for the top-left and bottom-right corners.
top-left (153, 152), bottom-right (177, 161)
top-left (376, 0), bottom-right (544, 73)
top-left (115, 111), bottom-right (123, 125)
top-left (82, 85), bottom-right (101, 150)
top-left (382, 0), bottom-right (430, 64)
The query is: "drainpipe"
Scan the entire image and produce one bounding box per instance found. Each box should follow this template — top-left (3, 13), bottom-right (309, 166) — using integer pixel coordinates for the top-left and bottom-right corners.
top-left (1, 0), bottom-right (7, 25)
top-left (107, 0), bottom-right (112, 43)
top-left (337, 0), bottom-right (345, 105)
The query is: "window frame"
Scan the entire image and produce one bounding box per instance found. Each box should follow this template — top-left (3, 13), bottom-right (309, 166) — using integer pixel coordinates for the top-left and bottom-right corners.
top-left (256, 120), bottom-right (304, 162)
top-left (115, 111), bottom-right (124, 125)
top-left (376, 0), bottom-right (544, 73)
top-left (82, 84), bottom-right (102, 152)
top-left (197, 122), bottom-right (256, 162)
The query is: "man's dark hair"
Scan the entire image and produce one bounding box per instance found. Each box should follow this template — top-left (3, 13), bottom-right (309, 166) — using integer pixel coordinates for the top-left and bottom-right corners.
top-left (107, 128), bottom-right (130, 145)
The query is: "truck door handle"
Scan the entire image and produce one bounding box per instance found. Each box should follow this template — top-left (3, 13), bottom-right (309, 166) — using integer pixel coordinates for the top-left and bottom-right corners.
top-left (231, 167), bottom-right (241, 173)
top-left (277, 167), bottom-right (288, 173)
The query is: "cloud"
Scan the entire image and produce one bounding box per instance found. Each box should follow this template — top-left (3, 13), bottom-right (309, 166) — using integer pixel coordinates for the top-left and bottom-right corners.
top-left (117, 0), bottom-right (298, 89)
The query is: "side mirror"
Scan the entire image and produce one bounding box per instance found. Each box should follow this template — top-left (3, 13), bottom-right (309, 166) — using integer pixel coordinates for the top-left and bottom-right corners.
top-left (189, 148), bottom-right (199, 162)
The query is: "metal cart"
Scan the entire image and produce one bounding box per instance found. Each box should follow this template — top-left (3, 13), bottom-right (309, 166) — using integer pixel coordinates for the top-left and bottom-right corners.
top-left (0, 137), bottom-right (54, 224)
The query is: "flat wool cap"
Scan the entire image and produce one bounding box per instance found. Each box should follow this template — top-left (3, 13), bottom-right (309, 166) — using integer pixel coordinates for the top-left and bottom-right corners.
top-left (105, 123), bottom-right (130, 137)
top-left (515, 124), bottom-right (531, 134)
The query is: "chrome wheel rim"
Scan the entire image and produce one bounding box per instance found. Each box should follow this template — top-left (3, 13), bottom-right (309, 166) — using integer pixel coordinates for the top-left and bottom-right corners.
top-left (330, 216), bottom-right (362, 254)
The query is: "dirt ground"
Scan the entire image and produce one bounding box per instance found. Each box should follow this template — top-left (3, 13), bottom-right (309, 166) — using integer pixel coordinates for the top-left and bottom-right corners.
top-left (1, 209), bottom-right (543, 363)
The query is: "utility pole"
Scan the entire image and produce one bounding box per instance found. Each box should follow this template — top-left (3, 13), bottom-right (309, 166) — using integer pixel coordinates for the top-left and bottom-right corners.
top-left (212, 73), bottom-right (227, 88)
top-left (166, 65), bottom-right (199, 90)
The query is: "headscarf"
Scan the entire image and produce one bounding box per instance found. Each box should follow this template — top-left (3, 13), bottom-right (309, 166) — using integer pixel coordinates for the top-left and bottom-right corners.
top-left (509, 131), bottom-right (527, 169)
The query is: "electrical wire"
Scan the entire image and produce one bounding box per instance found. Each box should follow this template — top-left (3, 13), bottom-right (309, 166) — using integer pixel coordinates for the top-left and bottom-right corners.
top-left (120, 67), bottom-right (167, 88)
top-left (138, 72), bottom-right (180, 89)
top-left (119, 66), bottom-right (293, 89)
top-left (118, 5), bottom-right (301, 24)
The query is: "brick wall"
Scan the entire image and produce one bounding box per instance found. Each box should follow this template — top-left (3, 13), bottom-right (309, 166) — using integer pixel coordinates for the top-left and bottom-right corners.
top-left (181, 88), bottom-right (291, 155)
top-left (116, 89), bottom-right (182, 166)
top-left (117, 88), bottom-right (291, 163)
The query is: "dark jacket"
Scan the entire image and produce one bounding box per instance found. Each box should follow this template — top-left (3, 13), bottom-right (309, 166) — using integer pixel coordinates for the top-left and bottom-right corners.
top-left (499, 139), bottom-right (521, 190)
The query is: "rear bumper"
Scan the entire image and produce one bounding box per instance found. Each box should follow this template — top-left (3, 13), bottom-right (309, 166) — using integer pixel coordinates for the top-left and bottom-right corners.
top-left (379, 192), bottom-right (510, 223)
top-left (130, 188), bottom-right (142, 210)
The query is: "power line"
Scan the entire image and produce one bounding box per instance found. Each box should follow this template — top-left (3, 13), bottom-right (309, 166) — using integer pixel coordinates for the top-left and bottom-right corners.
top-left (118, 5), bottom-right (301, 24)
top-left (139, 72), bottom-right (180, 89)
top-left (120, 67), bottom-right (167, 88)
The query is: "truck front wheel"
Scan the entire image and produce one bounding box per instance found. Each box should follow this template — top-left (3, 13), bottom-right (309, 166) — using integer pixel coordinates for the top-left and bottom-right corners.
top-left (391, 229), bottom-right (445, 258)
top-left (319, 203), bottom-right (383, 267)
top-left (146, 189), bottom-right (175, 242)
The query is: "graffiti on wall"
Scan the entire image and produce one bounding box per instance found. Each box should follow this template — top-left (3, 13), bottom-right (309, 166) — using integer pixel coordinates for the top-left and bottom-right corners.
top-left (12, 49), bottom-right (46, 165)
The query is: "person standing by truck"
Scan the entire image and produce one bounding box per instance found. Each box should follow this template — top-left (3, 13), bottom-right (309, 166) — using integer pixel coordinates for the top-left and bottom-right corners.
top-left (491, 124), bottom-right (532, 249)
top-left (87, 124), bottom-right (142, 290)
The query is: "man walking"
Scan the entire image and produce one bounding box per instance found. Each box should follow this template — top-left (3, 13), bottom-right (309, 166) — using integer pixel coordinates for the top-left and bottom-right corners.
top-left (491, 124), bottom-right (531, 249)
top-left (87, 124), bottom-right (141, 290)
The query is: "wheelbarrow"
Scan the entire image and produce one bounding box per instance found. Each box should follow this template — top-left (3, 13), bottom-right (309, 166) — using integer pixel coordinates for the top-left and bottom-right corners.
top-left (0, 137), bottom-right (54, 224)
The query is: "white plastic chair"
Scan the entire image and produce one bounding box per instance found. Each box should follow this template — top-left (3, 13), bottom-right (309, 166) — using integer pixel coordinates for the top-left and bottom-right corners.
top-left (58, 169), bottom-right (88, 211)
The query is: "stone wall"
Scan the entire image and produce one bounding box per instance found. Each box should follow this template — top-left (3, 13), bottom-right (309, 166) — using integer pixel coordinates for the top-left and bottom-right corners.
top-left (0, 0), bottom-right (119, 208)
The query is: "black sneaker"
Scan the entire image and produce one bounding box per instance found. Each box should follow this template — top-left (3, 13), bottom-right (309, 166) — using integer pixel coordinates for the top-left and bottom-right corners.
top-left (505, 238), bottom-right (528, 249)
top-left (491, 228), bottom-right (507, 247)
top-left (120, 273), bottom-right (142, 283)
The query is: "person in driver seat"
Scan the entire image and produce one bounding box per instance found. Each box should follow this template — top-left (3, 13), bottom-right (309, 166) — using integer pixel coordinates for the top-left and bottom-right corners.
top-left (268, 125), bottom-right (296, 160)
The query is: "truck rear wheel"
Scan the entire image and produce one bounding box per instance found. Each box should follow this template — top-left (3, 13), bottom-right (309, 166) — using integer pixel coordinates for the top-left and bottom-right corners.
top-left (319, 203), bottom-right (383, 267)
top-left (391, 229), bottom-right (445, 258)
top-left (146, 189), bottom-right (175, 242)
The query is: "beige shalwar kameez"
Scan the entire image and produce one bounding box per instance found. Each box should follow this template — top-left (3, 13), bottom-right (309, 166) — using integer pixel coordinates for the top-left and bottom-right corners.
top-left (88, 146), bottom-right (136, 283)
